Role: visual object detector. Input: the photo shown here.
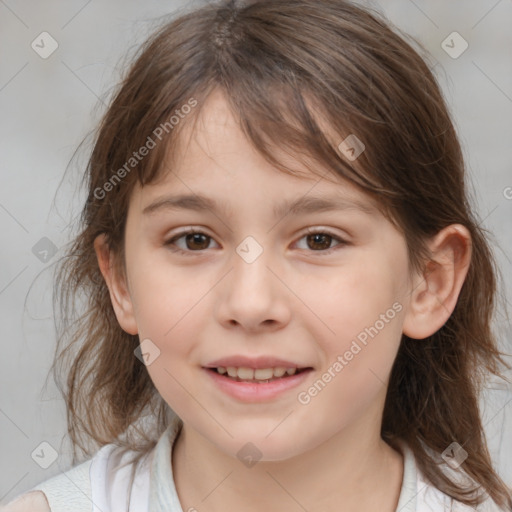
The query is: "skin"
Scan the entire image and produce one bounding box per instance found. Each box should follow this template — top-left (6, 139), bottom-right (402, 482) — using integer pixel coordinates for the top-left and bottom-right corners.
top-left (95, 89), bottom-right (471, 512)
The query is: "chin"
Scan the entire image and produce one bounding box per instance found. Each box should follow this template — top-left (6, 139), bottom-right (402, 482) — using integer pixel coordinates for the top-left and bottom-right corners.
top-left (218, 430), bottom-right (310, 464)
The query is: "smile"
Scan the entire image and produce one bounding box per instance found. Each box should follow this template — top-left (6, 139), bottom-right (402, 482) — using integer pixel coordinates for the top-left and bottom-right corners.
top-left (203, 366), bottom-right (313, 402)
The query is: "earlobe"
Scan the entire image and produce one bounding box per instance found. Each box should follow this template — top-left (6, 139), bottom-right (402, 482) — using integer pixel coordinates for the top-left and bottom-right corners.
top-left (93, 234), bottom-right (138, 335)
top-left (402, 225), bottom-right (471, 340)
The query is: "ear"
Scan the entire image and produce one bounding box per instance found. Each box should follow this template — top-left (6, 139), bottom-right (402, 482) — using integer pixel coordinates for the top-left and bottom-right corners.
top-left (402, 224), bottom-right (471, 340)
top-left (94, 234), bottom-right (138, 335)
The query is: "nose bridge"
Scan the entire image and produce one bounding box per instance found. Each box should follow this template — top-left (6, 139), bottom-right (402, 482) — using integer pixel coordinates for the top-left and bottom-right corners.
top-left (232, 234), bottom-right (274, 298)
top-left (215, 233), bottom-right (290, 330)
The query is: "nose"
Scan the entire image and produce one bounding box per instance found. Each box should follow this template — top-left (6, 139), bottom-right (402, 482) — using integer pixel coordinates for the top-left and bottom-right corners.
top-left (215, 242), bottom-right (292, 333)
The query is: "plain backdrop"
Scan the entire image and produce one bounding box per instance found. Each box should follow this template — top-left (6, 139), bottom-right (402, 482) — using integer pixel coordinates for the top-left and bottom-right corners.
top-left (1, 0), bottom-right (511, 505)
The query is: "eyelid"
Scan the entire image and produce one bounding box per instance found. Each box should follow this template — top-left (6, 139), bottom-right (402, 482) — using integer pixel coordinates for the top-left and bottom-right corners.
top-left (298, 227), bottom-right (348, 253)
top-left (164, 227), bottom-right (218, 254)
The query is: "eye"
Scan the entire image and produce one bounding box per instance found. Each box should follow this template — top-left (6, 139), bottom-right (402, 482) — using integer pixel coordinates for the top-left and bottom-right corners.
top-left (164, 228), bottom-right (347, 255)
top-left (164, 229), bottom-right (218, 254)
top-left (295, 228), bottom-right (347, 254)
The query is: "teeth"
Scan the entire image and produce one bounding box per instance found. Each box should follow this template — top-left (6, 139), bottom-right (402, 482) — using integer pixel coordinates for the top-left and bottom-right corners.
top-left (218, 366), bottom-right (298, 380)
top-left (237, 367), bottom-right (254, 380)
top-left (254, 368), bottom-right (274, 380)
top-left (226, 367), bottom-right (238, 378)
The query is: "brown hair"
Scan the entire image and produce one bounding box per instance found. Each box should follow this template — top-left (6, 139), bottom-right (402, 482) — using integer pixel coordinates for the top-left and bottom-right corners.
top-left (50, 0), bottom-right (511, 509)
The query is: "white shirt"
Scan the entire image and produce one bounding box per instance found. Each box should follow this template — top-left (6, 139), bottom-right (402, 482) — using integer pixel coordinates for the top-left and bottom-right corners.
top-left (9, 414), bottom-right (506, 511)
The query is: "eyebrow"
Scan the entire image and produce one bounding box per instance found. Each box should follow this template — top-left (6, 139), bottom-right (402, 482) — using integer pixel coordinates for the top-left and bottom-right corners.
top-left (142, 193), bottom-right (377, 219)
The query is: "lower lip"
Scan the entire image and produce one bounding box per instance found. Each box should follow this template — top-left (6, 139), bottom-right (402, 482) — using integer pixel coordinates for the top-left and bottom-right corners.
top-left (203, 368), bottom-right (313, 402)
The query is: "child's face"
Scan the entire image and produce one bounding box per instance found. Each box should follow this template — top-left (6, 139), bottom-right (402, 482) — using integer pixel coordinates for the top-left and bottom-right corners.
top-left (119, 90), bottom-right (413, 461)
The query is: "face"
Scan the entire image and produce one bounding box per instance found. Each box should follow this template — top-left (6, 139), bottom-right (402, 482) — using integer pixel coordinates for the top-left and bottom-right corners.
top-left (116, 89), bottom-right (414, 461)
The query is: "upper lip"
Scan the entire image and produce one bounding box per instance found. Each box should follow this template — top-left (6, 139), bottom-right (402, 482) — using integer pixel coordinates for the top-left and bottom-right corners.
top-left (204, 355), bottom-right (311, 370)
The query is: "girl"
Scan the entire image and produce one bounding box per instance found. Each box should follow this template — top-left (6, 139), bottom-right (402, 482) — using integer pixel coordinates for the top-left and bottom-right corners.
top-left (4, 0), bottom-right (511, 510)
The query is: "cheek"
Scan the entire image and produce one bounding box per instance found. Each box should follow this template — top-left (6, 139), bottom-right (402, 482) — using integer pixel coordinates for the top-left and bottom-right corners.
top-left (130, 257), bottom-right (208, 416)
top-left (303, 253), bottom-right (405, 341)
top-left (127, 249), bottom-right (203, 337)
top-left (127, 248), bottom-right (212, 359)
top-left (299, 248), bottom-right (406, 396)
top-left (299, 290), bottom-right (404, 433)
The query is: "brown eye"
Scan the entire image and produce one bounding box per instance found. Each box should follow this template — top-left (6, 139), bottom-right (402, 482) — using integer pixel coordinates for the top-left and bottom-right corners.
top-left (295, 229), bottom-right (347, 254)
top-left (165, 230), bottom-right (216, 254)
top-left (306, 233), bottom-right (334, 251)
top-left (165, 228), bottom-right (346, 256)
top-left (184, 233), bottom-right (211, 250)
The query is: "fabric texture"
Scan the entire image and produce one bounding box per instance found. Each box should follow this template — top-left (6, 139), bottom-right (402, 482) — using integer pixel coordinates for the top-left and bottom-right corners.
top-left (8, 415), bottom-right (505, 512)
top-left (20, 458), bottom-right (93, 512)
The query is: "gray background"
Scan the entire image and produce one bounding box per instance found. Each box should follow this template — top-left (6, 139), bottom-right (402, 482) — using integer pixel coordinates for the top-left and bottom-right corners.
top-left (1, 0), bottom-right (511, 505)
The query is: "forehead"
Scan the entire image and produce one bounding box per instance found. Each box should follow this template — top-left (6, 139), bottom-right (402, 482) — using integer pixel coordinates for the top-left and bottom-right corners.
top-left (133, 90), bottom-right (380, 215)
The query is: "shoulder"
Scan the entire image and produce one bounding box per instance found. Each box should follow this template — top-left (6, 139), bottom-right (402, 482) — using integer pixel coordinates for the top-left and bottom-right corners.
top-left (1, 436), bottom-right (158, 512)
top-left (0, 449), bottom-right (100, 512)
top-left (0, 491), bottom-right (51, 512)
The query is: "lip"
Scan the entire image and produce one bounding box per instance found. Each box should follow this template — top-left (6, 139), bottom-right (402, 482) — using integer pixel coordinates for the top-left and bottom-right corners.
top-left (204, 355), bottom-right (310, 370)
top-left (203, 367), bottom-right (313, 403)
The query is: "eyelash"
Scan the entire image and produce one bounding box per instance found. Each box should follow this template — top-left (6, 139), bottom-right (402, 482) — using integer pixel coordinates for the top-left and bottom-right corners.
top-left (164, 228), bottom-right (347, 256)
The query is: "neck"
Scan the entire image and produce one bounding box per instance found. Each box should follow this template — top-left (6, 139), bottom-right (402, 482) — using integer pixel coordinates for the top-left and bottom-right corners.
top-left (172, 410), bottom-right (404, 512)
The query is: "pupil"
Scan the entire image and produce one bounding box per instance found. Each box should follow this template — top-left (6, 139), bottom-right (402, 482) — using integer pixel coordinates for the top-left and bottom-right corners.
top-left (187, 233), bottom-right (209, 250)
top-left (308, 233), bottom-right (331, 250)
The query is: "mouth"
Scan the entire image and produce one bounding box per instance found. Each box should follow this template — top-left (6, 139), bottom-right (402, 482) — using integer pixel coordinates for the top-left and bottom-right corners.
top-left (202, 355), bottom-right (314, 401)
top-left (204, 366), bottom-right (313, 383)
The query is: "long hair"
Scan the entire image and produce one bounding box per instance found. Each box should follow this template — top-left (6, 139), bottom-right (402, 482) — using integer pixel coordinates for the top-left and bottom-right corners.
top-left (51, 0), bottom-right (511, 508)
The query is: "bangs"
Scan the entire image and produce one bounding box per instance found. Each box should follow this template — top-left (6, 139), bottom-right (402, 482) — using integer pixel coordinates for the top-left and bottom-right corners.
top-left (136, 80), bottom-right (398, 220)
top-left (86, 0), bottom-right (444, 274)
top-left (123, 1), bottom-right (416, 211)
